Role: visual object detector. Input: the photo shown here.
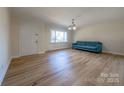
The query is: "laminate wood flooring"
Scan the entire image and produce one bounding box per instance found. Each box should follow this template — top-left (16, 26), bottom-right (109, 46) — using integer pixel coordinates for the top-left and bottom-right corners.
top-left (2, 49), bottom-right (124, 86)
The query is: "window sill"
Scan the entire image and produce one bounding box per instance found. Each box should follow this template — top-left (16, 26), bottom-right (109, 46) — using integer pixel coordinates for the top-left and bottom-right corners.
top-left (50, 42), bottom-right (68, 44)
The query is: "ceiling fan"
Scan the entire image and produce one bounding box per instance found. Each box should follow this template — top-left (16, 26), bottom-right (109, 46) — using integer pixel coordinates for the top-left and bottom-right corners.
top-left (68, 18), bottom-right (77, 31)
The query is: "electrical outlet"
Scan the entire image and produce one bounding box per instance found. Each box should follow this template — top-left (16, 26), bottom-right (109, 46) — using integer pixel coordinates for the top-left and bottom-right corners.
top-left (0, 65), bottom-right (2, 76)
top-left (0, 64), bottom-right (4, 71)
top-left (0, 64), bottom-right (2, 70)
top-left (0, 64), bottom-right (5, 82)
top-left (1, 64), bottom-right (4, 69)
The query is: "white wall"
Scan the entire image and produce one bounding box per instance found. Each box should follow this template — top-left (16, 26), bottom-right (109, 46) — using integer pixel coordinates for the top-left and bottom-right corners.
top-left (0, 8), bottom-right (10, 85)
top-left (74, 21), bottom-right (124, 55)
top-left (10, 15), bottom-right (19, 57)
top-left (10, 15), bottom-right (73, 57)
top-left (10, 15), bottom-right (47, 57)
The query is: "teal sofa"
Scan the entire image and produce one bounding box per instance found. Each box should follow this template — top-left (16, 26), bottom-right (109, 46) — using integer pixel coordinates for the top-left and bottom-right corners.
top-left (72, 41), bottom-right (102, 53)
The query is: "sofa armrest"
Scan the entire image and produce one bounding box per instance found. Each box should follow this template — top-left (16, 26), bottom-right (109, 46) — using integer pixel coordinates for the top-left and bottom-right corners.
top-left (72, 43), bottom-right (77, 45)
top-left (96, 43), bottom-right (102, 52)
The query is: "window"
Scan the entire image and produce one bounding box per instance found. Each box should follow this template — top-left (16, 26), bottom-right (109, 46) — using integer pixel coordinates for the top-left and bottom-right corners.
top-left (51, 30), bottom-right (67, 43)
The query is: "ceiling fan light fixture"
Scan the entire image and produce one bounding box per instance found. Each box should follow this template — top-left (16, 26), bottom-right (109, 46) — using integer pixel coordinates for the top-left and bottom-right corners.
top-left (72, 25), bottom-right (76, 30)
top-left (68, 25), bottom-right (72, 30)
top-left (68, 19), bottom-right (77, 31)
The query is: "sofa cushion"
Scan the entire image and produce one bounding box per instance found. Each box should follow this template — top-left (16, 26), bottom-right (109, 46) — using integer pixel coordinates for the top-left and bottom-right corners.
top-left (83, 46), bottom-right (97, 50)
top-left (75, 45), bottom-right (97, 50)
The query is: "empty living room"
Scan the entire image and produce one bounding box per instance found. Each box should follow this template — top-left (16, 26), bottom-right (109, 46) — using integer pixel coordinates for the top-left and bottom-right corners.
top-left (0, 7), bottom-right (124, 86)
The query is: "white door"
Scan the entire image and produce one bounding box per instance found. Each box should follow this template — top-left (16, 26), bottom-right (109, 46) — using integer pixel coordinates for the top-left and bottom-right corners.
top-left (19, 24), bottom-right (39, 56)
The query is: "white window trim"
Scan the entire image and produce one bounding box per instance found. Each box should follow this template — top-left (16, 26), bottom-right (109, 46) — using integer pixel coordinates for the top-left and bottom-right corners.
top-left (50, 30), bottom-right (68, 43)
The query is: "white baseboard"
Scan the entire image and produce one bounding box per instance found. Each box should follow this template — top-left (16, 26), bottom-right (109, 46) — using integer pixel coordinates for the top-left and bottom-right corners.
top-left (38, 51), bottom-right (46, 54)
top-left (103, 51), bottom-right (124, 56)
top-left (11, 51), bottom-right (46, 59)
top-left (11, 55), bottom-right (20, 59)
top-left (48, 47), bottom-right (71, 51)
top-left (0, 57), bottom-right (12, 85)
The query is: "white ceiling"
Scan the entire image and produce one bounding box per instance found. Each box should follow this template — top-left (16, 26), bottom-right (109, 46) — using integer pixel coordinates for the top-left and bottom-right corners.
top-left (10, 7), bottom-right (124, 28)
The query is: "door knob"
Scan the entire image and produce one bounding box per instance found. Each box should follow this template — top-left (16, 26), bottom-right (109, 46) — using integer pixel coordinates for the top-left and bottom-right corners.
top-left (35, 40), bottom-right (38, 44)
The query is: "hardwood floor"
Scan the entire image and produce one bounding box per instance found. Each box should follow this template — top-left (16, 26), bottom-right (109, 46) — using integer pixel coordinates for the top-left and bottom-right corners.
top-left (2, 49), bottom-right (124, 86)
